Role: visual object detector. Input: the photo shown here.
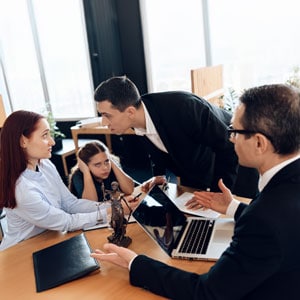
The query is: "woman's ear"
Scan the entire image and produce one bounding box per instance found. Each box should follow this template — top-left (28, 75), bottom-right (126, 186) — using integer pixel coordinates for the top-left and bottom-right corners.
top-left (20, 135), bottom-right (27, 148)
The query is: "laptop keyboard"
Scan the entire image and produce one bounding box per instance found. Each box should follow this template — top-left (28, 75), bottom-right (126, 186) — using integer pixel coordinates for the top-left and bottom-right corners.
top-left (179, 219), bottom-right (215, 255)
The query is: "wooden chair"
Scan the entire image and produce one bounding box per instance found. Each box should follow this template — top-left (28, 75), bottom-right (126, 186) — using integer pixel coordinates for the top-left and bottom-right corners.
top-left (191, 64), bottom-right (224, 107)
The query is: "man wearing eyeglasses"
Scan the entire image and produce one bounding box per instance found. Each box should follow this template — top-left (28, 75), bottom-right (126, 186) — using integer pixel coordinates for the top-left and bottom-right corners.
top-left (94, 76), bottom-right (239, 192)
top-left (92, 84), bottom-right (300, 299)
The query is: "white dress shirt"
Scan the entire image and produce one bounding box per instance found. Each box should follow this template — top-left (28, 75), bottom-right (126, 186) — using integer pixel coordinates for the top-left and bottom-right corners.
top-left (134, 102), bottom-right (168, 153)
top-left (0, 159), bottom-right (104, 251)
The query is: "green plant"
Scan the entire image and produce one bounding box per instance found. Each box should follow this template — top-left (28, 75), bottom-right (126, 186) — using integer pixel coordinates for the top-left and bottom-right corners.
top-left (286, 66), bottom-right (300, 88)
top-left (46, 111), bottom-right (65, 139)
top-left (220, 87), bottom-right (240, 112)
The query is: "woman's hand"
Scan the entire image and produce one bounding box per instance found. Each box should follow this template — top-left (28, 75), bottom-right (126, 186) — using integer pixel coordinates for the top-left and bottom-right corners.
top-left (91, 243), bottom-right (137, 269)
top-left (185, 179), bottom-right (233, 214)
top-left (141, 176), bottom-right (167, 193)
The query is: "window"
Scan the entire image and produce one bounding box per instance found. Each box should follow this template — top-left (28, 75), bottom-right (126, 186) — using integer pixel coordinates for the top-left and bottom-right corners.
top-left (0, 0), bottom-right (96, 120)
top-left (141, 0), bottom-right (300, 93)
top-left (208, 0), bottom-right (300, 90)
top-left (140, 0), bottom-right (206, 92)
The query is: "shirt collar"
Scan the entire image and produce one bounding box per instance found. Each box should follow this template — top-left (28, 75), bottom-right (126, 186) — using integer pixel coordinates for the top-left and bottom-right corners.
top-left (134, 102), bottom-right (156, 135)
top-left (258, 154), bottom-right (300, 191)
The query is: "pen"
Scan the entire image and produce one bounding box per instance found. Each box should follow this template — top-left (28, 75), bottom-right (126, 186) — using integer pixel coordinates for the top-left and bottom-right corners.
top-left (162, 176), bottom-right (170, 191)
top-left (129, 192), bottom-right (142, 203)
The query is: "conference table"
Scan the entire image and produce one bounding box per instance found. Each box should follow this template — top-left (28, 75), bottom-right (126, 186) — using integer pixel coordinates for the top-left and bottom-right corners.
top-left (0, 184), bottom-right (249, 299)
top-left (1, 224), bottom-right (217, 300)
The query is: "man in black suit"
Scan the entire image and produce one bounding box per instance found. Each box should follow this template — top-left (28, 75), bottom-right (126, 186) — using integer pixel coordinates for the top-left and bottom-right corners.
top-left (94, 76), bottom-right (238, 192)
top-left (92, 84), bottom-right (300, 299)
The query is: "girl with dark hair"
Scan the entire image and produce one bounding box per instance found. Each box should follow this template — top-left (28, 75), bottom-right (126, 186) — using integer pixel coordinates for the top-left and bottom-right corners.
top-left (69, 140), bottom-right (134, 202)
top-left (0, 110), bottom-right (105, 250)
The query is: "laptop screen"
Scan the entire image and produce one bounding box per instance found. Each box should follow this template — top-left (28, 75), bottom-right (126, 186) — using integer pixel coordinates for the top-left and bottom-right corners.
top-left (133, 185), bottom-right (187, 255)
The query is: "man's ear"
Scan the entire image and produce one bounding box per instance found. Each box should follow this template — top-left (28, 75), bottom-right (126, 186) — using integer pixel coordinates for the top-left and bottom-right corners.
top-left (126, 106), bottom-right (136, 118)
top-left (255, 134), bottom-right (270, 154)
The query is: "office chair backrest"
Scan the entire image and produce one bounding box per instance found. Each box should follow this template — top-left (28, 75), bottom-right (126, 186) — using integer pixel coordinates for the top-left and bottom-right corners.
top-left (191, 65), bottom-right (224, 107)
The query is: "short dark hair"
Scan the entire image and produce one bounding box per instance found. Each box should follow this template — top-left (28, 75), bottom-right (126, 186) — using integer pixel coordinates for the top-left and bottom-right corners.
top-left (240, 84), bottom-right (300, 154)
top-left (94, 76), bottom-right (141, 112)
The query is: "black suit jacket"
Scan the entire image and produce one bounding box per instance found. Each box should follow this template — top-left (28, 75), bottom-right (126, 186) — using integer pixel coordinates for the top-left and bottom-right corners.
top-left (140, 91), bottom-right (238, 191)
top-left (130, 159), bottom-right (300, 299)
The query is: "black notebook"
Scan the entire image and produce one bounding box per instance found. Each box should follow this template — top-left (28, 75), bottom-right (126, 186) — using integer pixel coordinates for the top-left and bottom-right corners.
top-left (32, 233), bottom-right (100, 292)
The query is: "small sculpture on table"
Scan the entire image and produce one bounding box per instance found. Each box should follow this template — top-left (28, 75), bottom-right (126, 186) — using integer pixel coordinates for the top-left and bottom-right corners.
top-left (105, 181), bottom-right (132, 247)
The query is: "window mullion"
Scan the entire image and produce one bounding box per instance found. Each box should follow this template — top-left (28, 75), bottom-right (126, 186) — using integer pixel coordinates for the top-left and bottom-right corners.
top-left (26, 0), bottom-right (51, 113)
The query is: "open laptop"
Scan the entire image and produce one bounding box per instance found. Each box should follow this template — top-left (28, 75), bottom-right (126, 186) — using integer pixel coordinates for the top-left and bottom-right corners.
top-left (133, 185), bottom-right (234, 261)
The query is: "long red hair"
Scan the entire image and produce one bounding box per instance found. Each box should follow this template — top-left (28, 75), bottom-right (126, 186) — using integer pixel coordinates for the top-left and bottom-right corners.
top-left (0, 110), bottom-right (44, 209)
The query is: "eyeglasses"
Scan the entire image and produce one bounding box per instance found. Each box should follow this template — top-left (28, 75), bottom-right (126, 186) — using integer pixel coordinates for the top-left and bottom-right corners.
top-left (227, 125), bottom-right (273, 143)
top-left (227, 125), bottom-right (257, 139)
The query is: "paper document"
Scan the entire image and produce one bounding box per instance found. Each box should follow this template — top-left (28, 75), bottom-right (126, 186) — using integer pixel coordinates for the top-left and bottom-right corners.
top-left (83, 214), bottom-right (136, 231)
top-left (76, 117), bottom-right (103, 128)
top-left (171, 192), bottom-right (220, 219)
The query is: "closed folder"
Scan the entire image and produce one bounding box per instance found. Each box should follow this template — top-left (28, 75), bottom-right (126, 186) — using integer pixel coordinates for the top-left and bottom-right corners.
top-left (32, 233), bottom-right (100, 292)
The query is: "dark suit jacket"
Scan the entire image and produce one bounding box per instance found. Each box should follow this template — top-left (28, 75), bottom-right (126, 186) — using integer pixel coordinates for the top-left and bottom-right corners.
top-left (140, 91), bottom-right (238, 191)
top-left (129, 159), bottom-right (300, 299)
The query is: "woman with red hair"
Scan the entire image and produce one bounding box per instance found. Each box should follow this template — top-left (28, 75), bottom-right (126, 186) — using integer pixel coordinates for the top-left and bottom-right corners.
top-left (0, 110), bottom-right (104, 250)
